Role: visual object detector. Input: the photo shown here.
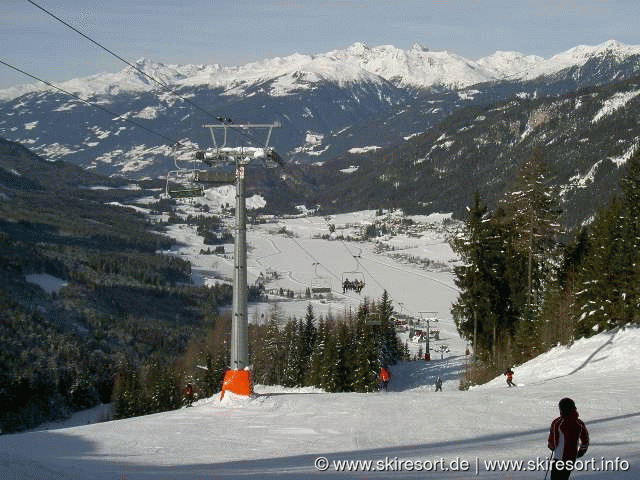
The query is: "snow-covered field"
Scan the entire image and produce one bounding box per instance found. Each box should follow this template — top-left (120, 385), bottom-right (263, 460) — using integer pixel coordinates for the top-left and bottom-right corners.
top-left (24, 273), bottom-right (68, 295)
top-left (3, 206), bottom-right (638, 479)
top-left (163, 209), bottom-right (463, 358)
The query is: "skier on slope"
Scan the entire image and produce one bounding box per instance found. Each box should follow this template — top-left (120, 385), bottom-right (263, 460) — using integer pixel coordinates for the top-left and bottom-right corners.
top-left (183, 383), bottom-right (195, 407)
top-left (504, 367), bottom-right (516, 387)
top-left (547, 397), bottom-right (589, 480)
top-left (377, 366), bottom-right (391, 391)
top-left (434, 377), bottom-right (443, 392)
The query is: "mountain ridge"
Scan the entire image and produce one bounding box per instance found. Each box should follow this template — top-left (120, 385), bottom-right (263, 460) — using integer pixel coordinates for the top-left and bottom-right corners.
top-left (309, 74), bottom-right (640, 226)
top-left (2, 39), bottom-right (640, 101)
top-left (2, 39), bottom-right (640, 223)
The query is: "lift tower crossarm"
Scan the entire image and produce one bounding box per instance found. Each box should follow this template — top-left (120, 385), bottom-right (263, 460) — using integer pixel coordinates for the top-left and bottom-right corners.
top-left (197, 147), bottom-right (282, 168)
top-left (202, 122), bottom-right (281, 149)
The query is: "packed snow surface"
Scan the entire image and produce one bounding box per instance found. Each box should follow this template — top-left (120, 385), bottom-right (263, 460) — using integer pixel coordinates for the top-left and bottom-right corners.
top-left (2, 211), bottom-right (638, 479)
top-left (1, 328), bottom-right (638, 479)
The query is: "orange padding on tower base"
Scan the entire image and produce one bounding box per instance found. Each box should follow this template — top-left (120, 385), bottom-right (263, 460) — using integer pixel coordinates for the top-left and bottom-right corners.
top-left (220, 369), bottom-right (253, 399)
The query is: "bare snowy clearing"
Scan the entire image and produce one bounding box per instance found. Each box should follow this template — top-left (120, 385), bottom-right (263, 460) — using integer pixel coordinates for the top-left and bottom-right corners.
top-left (24, 273), bottom-right (68, 295)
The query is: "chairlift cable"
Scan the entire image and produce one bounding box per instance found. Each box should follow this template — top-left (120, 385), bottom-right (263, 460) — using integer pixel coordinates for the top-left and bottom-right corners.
top-left (338, 240), bottom-right (362, 272)
top-left (347, 246), bottom-right (393, 296)
top-left (357, 250), bottom-right (457, 318)
top-left (26, 0), bottom-right (261, 147)
top-left (361, 253), bottom-right (460, 293)
top-left (288, 235), bottom-right (366, 298)
top-left (317, 217), bottom-right (425, 313)
top-left (281, 224), bottom-right (412, 308)
top-left (290, 236), bottom-right (340, 283)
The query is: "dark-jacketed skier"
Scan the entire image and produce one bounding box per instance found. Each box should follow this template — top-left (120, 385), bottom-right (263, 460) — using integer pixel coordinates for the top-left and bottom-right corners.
top-left (434, 377), bottom-right (443, 392)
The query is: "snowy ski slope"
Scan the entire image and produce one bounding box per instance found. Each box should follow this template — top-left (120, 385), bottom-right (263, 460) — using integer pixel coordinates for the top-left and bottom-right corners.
top-left (0, 328), bottom-right (638, 479)
top-left (2, 211), bottom-right (638, 479)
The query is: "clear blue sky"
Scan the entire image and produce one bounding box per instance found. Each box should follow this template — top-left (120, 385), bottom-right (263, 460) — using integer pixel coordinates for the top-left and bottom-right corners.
top-left (1, 0), bottom-right (638, 89)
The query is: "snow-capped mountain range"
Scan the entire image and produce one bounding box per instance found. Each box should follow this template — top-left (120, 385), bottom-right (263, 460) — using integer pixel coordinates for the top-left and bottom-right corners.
top-left (1, 39), bottom-right (639, 101)
top-left (1, 39), bottom-right (640, 219)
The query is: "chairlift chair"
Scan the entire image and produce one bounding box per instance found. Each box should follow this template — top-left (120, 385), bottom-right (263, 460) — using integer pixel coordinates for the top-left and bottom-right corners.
top-left (193, 169), bottom-right (236, 185)
top-left (310, 262), bottom-right (332, 296)
top-left (310, 277), bottom-right (332, 296)
top-left (341, 271), bottom-right (365, 294)
top-left (166, 184), bottom-right (204, 199)
top-left (165, 171), bottom-right (204, 198)
top-left (365, 312), bottom-right (382, 326)
top-left (165, 151), bottom-right (205, 199)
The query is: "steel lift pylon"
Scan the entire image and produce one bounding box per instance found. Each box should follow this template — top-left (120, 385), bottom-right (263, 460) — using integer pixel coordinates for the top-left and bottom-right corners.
top-left (196, 122), bottom-right (282, 398)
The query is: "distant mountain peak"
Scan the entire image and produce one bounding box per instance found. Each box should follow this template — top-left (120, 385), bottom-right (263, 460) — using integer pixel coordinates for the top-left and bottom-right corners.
top-left (409, 43), bottom-right (430, 53)
top-left (513, 39), bottom-right (640, 81)
top-left (477, 50), bottom-right (545, 78)
top-left (560, 39), bottom-right (640, 60)
top-left (600, 39), bottom-right (625, 49)
top-left (132, 57), bottom-right (155, 69)
top-left (345, 42), bottom-right (371, 55)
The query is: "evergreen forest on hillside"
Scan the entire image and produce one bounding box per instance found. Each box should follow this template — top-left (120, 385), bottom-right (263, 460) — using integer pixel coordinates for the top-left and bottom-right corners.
top-left (0, 139), bottom-right (233, 432)
top-left (112, 293), bottom-right (404, 418)
top-left (451, 147), bottom-right (640, 386)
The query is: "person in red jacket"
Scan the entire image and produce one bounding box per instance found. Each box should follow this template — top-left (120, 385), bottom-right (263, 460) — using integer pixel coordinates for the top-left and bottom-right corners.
top-left (183, 383), bottom-right (195, 407)
top-left (377, 367), bottom-right (390, 391)
top-left (504, 367), bottom-right (515, 387)
top-left (547, 397), bottom-right (589, 480)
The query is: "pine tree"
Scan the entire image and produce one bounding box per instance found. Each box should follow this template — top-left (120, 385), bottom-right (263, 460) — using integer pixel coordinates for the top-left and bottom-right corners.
top-left (534, 227), bottom-right (590, 349)
top-left (198, 351), bottom-right (227, 396)
top-left (112, 371), bottom-right (128, 419)
top-left (350, 303), bottom-right (379, 392)
top-left (302, 304), bottom-right (317, 374)
top-left (307, 318), bottom-right (329, 388)
top-left (322, 323), bottom-right (340, 392)
top-left (327, 320), bottom-right (351, 392)
top-left (619, 147), bottom-right (640, 324)
top-left (261, 318), bottom-right (284, 385)
top-left (282, 319), bottom-right (299, 387)
top-left (113, 367), bottom-right (144, 419)
top-left (282, 319), bottom-right (309, 387)
top-left (451, 193), bottom-right (515, 361)
top-left (149, 364), bottom-right (180, 412)
top-left (451, 192), bottom-right (488, 351)
top-left (296, 319), bottom-right (309, 385)
top-left (573, 148), bottom-right (640, 334)
top-left (68, 373), bottom-right (99, 411)
top-left (377, 290), bottom-right (400, 366)
top-left (573, 200), bottom-right (620, 334)
top-left (502, 148), bottom-right (560, 315)
top-left (402, 341), bottom-right (410, 361)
